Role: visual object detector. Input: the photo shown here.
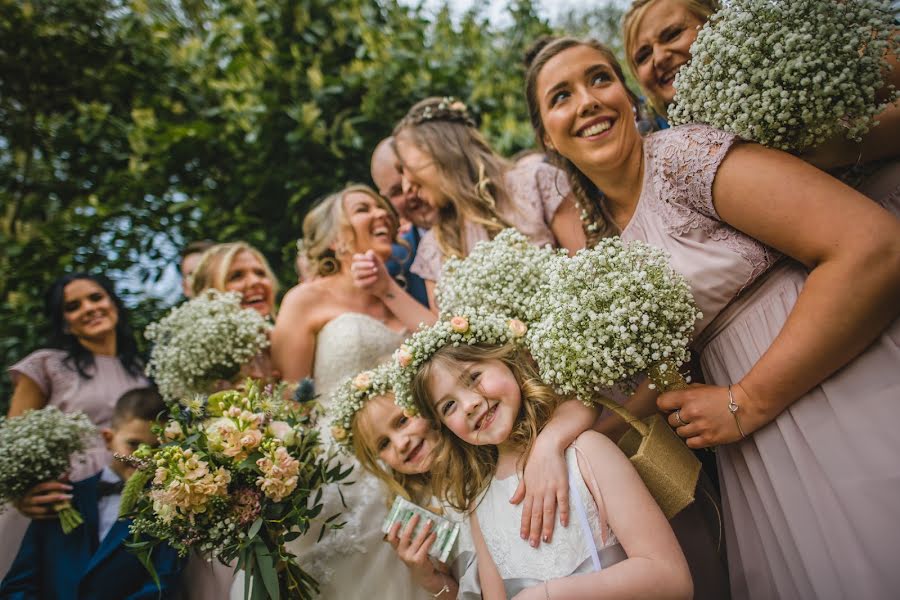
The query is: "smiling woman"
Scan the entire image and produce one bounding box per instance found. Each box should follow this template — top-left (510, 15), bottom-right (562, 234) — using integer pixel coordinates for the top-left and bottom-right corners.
top-left (191, 242), bottom-right (279, 318)
top-left (1, 273), bottom-right (147, 577)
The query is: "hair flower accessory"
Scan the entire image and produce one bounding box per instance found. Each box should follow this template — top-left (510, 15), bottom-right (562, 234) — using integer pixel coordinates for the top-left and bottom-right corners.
top-left (393, 308), bottom-right (525, 412)
top-left (329, 363), bottom-right (399, 449)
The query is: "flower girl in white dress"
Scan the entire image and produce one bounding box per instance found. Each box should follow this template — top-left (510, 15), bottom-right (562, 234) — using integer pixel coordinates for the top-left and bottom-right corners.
top-left (400, 315), bottom-right (692, 600)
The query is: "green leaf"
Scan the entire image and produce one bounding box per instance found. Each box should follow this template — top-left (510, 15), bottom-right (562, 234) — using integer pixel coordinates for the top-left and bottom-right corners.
top-left (254, 542), bottom-right (280, 600)
top-left (248, 517), bottom-right (263, 540)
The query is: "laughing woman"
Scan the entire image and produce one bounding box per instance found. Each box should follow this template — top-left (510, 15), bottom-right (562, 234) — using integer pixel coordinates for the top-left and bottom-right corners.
top-left (525, 37), bottom-right (900, 600)
top-left (1, 273), bottom-right (147, 577)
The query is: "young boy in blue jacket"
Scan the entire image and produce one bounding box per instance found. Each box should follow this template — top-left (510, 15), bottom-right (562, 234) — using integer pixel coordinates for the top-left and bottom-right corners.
top-left (0, 387), bottom-right (184, 599)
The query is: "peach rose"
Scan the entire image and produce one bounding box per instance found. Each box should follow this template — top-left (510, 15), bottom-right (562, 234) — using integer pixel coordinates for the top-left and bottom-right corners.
top-left (450, 316), bottom-right (469, 333)
top-left (353, 371), bottom-right (372, 390)
top-left (396, 345), bottom-right (413, 368)
top-left (508, 319), bottom-right (527, 338)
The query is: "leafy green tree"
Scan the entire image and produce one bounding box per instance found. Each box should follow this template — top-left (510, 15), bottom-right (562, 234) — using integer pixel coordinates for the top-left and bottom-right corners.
top-left (0, 0), bottom-right (556, 409)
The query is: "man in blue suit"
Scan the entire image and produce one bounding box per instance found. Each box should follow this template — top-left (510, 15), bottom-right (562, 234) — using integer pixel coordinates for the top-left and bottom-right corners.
top-left (0, 388), bottom-right (184, 600)
top-left (371, 136), bottom-right (437, 308)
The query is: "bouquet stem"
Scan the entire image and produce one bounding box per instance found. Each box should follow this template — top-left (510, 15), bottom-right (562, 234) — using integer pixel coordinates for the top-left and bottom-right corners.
top-left (53, 501), bottom-right (84, 534)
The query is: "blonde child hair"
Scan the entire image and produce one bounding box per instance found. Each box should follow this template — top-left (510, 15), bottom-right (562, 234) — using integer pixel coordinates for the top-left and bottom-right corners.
top-left (350, 391), bottom-right (433, 505)
top-left (410, 342), bottom-right (559, 512)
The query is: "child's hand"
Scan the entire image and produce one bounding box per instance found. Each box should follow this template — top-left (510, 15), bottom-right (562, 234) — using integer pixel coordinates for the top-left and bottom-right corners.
top-left (15, 479), bottom-right (73, 519)
top-left (386, 513), bottom-right (452, 594)
top-left (510, 434), bottom-right (569, 547)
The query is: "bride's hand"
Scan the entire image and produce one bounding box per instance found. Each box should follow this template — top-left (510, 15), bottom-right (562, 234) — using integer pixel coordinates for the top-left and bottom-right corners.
top-left (351, 250), bottom-right (391, 298)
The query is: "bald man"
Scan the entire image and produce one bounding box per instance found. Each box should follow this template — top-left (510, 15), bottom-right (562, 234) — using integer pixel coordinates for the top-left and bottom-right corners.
top-left (370, 137), bottom-right (432, 308)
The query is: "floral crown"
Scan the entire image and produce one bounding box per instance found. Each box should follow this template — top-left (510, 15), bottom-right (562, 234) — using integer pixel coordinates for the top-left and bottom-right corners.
top-left (392, 308), bottom-right (528, 413)
top-left (329, 362), bottom-right (399, 448)
top-left (403, 96), bottom-right (476, 128)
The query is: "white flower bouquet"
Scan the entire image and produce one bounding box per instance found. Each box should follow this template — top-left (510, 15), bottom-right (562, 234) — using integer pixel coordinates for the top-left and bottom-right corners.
top-left (0, 407), bottom-right (96, 532)
top-left (529, 237), bottom-right (700, 401)
top-left (669, 0), bottom-right (898, 152)
top-left (120, 382), bottom-right (349, 600)
top-left (145, 289), bottom-right (271, 403)
top-left (529, 238), bottom-right (704, 518)
top-left (435, 228), bottom-right (563, 323)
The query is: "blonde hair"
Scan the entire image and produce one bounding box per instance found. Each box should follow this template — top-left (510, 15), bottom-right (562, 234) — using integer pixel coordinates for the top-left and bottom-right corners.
top-left (393, 97), bottom-right (514, 260)
top-left (524, 37), bottom-right (639, 247)
top-left (351, 393), bottom-right (433, 505)
top-left (411, 343), bottom-right (561, 512)
top-left (622, 0), bottom-right (720, 114)
top-left (301, 184), bottom-right (399, 277)
top-left (190, 242), bottom-right (279, 313)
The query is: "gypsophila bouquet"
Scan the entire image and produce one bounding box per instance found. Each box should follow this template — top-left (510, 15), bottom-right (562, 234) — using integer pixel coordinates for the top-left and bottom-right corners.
top-left (120, 381), bottom-right (350, 600)
top-left (435, 229), bottom-right (564, 323)
top-left (145, 289), bottom-right (271, 403)
top-left (528, 237), bottom-right (701, 404)
top-left (0, 407), bottom-right (95, 533)
top-left (669, 0), bottom-right (898, 152)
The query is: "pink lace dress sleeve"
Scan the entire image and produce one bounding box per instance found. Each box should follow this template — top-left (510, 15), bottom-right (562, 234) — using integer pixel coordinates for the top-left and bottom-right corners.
top-left (409, 228), bottom-right (444, 282)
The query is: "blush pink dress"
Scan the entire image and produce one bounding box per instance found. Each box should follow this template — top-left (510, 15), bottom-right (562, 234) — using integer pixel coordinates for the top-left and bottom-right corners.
top-left (1, 349), bottom-right (147, 578)
top-left (411, 160), bottom-right (570, 282)
top-left (622, 124), bottom-right (900, 599)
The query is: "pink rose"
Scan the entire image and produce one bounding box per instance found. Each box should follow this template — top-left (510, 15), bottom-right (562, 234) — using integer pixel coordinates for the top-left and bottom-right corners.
top-left (450, 316), bottom-right (469, 333)
top-left (396, 345), bottom-right (413, 368)
top-left (353, 371), bottom-right (372, 390)
top-left (508, 319), bottom-right (527, 338)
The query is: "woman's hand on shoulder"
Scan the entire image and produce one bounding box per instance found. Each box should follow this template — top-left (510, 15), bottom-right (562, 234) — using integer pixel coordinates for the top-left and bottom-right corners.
top-left (15, 479), bottom-right (73, 520)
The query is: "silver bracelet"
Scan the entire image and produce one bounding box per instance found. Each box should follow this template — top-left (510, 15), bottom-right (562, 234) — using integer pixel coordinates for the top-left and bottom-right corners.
top-left (432, 573), bottom-right (451, 598)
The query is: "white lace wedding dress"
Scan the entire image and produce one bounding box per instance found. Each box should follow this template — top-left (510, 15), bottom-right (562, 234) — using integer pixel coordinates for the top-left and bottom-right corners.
top-left (232, 313), bottom-right (429, 599)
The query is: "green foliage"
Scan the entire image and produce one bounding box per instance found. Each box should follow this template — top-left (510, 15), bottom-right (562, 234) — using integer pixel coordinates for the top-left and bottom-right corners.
top-left (0, 0), bottom-right (616, 409)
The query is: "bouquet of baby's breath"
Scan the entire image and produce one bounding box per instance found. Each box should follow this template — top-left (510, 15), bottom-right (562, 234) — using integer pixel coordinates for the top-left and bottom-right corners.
top-left (435, 228), bottom-right (564, 323)
top-left (146, 289), bottom-right (271, 403)
top-left (669, 0), bottom-right (898, 152)
top-left (0, 407), bottom-right (96, 533)
top-left (529, 237), bottom-right (701, 404)
top-left (530, 238), bottom-right (703, 518)
top-left (121, 381), bottom-right (349, 600)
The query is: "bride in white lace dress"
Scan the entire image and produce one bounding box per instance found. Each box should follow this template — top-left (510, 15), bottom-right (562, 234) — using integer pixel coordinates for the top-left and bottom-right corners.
top-left (269, 184), bottom-right (436, 599)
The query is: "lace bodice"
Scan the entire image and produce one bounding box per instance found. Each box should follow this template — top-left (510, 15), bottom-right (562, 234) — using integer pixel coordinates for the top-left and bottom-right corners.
top-left (622, 124), bottom-right (781, 337)
top-left (465, 447), bottom-right (623, 592)
top-left (312, 312), bottom-right (407, 397)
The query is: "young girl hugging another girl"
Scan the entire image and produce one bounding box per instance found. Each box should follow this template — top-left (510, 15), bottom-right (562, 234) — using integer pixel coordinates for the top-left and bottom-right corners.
top-left (395, 312), bottom-right (692, 600)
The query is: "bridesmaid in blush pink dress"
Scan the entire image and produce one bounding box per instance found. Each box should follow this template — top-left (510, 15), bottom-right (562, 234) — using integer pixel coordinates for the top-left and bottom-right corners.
top-left (527, 38), bottom-right (900, 600)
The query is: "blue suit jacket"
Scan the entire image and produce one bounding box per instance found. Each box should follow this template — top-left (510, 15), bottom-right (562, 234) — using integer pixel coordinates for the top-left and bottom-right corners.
top-left (386, 227), bottom-right (429, 308)
top-left (0, 474), bottom-right (184, 600)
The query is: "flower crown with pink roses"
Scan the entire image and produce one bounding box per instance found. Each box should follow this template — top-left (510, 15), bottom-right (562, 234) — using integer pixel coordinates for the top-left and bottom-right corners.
top-left (329, 362), bottom-right (400, 449)
top-left (392, 309), bottom-right (529, 414)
